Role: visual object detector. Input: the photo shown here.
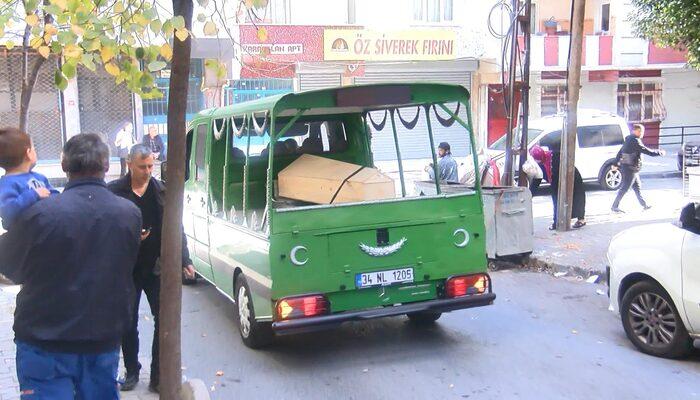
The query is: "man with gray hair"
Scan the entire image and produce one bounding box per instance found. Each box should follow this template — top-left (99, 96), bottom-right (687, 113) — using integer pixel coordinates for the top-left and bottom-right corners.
top-left (0, 133), bottom-right (142, 398)
top-left (108, 143), bottom-right (194, 393)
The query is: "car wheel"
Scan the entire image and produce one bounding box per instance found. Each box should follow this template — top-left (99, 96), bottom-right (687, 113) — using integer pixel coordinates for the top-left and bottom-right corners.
top-left (620, 281), bottom-right (693, 359)
top-left (599, 163), bottom-right (622, 191)
top-left (407, 311), bottom-right (442, 325)
top-left (235, 275), bottom-right (273, 349)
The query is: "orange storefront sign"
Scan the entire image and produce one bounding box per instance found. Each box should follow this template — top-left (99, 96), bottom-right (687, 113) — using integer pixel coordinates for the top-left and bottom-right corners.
top-left (324, 29), bottom-right (456, 61)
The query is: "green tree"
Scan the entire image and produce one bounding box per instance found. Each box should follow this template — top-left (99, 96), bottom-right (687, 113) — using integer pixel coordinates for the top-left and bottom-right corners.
top-left (631, 0), bottom-right (699, 67)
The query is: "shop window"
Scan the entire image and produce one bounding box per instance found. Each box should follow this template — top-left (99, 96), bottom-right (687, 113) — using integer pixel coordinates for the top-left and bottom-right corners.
top-left (617, 82), bottom-right (666, 123)
top-left (541, 85), bottom-right (566, 116)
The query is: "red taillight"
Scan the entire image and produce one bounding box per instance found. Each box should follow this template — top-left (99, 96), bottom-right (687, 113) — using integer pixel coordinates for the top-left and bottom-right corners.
top-left (275, 295), bottom-right (329, 321)
top-left (445, 274), bottom-right (489, 298)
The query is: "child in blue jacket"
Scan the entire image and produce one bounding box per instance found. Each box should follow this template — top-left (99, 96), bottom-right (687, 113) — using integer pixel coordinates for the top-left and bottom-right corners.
top-left (0, 128), bottom-right (58, 230)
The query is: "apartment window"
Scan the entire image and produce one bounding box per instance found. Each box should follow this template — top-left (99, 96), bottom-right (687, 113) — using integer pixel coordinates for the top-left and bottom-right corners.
top-left (413, 0), bottom-right (453, 23)
top-left (601, 3), bottom-right (610, 32)
top-left (617, 83), bottom-right (666, 122)
top-left (541, 85), bottom-right (567, 116)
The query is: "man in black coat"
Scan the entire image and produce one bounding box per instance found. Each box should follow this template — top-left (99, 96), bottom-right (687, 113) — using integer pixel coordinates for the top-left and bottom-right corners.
top-left (611, 124), bottom-right (665, 213)
top-left (108, 144), bottom-right (195, 393)
top-left (0, 134), bottom-right (142, 399)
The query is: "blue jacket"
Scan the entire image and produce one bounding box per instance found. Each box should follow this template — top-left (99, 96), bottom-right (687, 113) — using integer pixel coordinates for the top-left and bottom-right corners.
top-left (0, 178), bottom-right (142, 353)
top-left (0, 172), bottom-right (59, 230)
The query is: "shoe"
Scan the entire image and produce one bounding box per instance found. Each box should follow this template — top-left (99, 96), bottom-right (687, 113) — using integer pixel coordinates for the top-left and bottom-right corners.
top-left (148, 382), bottom-right (159, 394)
top-left (573, 220), bottom-right (587, 229)
top-left (119, 373), bottom-right (139, 392)
top-left (611, 207), bottom-right (625, 213)
top-left (643, 205), bottom-right (652, 211)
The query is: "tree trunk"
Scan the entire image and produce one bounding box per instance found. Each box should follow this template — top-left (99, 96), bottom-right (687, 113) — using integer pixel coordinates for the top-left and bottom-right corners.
top-left (19, 4), bottom-right (51, 133)
top-left (159, 0), bottom-right (193, 398)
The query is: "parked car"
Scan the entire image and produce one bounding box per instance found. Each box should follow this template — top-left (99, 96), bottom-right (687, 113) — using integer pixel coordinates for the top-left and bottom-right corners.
top-left (607, 203), bottom-right (700, 358)
top-left (487, 110), bottom-right (630, 190)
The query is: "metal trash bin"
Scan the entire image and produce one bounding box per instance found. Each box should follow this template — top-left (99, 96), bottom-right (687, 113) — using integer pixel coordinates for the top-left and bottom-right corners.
top-left (687, 166), bottom-right (700, 201)
top-left (481, 186), bottom-right (533, 259)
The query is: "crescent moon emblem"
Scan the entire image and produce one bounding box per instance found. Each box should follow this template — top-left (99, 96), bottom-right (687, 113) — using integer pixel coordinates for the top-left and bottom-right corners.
top-left (454, 229), bottom-right (469, 248)
top-left (290, 246), bottom-right (308, 266)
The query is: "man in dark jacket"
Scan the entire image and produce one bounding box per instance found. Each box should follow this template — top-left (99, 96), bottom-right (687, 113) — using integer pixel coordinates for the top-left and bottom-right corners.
top-left (611, 124), bottom-right (665, 213)
top-left (108, 144), bottom-right (194, 393)
top-left (0, 134), bottom-right (142, 399)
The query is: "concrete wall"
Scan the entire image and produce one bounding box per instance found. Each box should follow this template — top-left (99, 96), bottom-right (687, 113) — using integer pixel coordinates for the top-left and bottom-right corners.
top-left (662, 69), bottom-right (700, 129)
top-left (579, 80), bottom-right (617, 114)
top-left (289, 0), bottom-right (348, 24)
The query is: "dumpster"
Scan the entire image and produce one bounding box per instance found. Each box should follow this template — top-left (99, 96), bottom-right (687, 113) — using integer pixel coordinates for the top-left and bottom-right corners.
top-left (481, 186), bottom-right (533, 259)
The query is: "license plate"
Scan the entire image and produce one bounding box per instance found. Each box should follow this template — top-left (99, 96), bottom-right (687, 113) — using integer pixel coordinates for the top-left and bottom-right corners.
top-left (355, 267), bottom-right (414, 288)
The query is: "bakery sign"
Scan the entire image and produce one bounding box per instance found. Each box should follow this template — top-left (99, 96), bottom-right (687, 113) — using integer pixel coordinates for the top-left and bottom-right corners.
top-left (324, 29), bottom-right (456, 61)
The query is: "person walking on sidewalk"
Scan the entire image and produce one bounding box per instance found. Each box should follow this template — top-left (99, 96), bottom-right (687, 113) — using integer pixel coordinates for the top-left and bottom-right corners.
top-left (115, 122), bottom-right (135, 177)
top-left (0, 134), bottom-right (142, 399)
top-left (108, 144), bottom-right (195, 393)
top-left (611, 124), bottom-right (665, 213)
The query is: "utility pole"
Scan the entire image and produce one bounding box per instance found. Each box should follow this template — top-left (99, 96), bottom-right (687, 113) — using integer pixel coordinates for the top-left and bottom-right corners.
top-left (503, 0), bottom-right (519, 186)
top-left (517, 0), bottom-right (532, 187)
top-left (556, 0), bottom-right (585, 231)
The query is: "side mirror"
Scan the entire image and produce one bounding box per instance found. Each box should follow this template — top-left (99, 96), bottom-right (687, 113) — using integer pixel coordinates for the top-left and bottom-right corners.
top-left (160, 161), bottom-right (167, 183)
top-left (680, 202), bottom-right (700, 234)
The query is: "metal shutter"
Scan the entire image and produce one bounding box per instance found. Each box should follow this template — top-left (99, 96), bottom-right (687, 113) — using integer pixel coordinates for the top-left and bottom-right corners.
top-left (77, 67), bottom-right (134, 156)
top-left (0, 53), bottom-right (64, 161)
top-left (298, 73), bottom-right (342, 92)
top-left (356, 71), bottom-right (472, 161)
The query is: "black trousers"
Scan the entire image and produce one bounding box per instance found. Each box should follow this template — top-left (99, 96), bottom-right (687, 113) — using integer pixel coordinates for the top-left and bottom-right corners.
top-left (122, 272), bottom-right (160, 384)
top-left (612, 167), bottom-right (647, 209)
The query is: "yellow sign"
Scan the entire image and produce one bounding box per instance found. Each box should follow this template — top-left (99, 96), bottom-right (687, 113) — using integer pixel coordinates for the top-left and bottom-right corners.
top-left (324, 29), bottom-right (456, 61)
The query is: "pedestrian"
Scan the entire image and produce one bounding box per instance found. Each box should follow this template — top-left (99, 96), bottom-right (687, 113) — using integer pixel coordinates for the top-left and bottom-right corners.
top-left (115, 122), bottom-right (135, 177)
top-left (143, 125), bottom-right (166, 161)
top-left (0, 128), bottom-right (59, 230)
top-left (0, 133), bottom-right (142, 399)
top-left (425, 142), bottom-right (459, 183)
top-left (548, 142), bottom-right (587, 229)
top-left (611, 124), bottom-right (665, 213)
top-left (108, 144), bottom-right (195, 393)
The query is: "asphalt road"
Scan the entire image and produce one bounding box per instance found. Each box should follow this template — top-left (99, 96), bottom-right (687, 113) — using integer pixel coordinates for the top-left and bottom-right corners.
top-left (148, 270), bottom-right (700, 400)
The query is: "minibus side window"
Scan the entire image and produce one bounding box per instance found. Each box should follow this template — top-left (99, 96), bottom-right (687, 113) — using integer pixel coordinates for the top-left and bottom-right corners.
top-left (195, 124), bottom-right (207, 181)
top-left (185, 129), bottom-right (193, 181)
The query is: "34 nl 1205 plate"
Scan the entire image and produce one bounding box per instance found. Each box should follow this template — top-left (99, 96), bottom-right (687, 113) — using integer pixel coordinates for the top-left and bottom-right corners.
top-left (356, 267), bottom-right (414, 288)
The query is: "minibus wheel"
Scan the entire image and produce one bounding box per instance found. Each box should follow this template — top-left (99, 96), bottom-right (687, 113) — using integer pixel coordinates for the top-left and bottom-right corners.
top-left (235, 275), bottom-right (273, 348)
top-left (407, 311), bottom-right (442, 325)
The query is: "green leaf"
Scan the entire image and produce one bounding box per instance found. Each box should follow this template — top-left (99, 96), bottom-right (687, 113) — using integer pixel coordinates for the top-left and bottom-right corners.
top-left (196, 13), bottom-right (207, 23)
top-left (171, 16), bottom-right (185, 30)
top-left (54, 70), bottom-right (68, 90)
top-left (197, 0), bottom-right (210, 7)
top-left (147, 60), bottom-right (166, 72)
top-left (135, 47), bottom-right (145, 59)
top-left (81, 53), bottom-right (96, 71)
top-left (61, 62), bottom-right (76, 79)
top-left (44, 4), bottom-right (63, 15)
top-left (57, 30), bottom-right (77, 45)
top-left (149, 20), bottom-right (162, 33)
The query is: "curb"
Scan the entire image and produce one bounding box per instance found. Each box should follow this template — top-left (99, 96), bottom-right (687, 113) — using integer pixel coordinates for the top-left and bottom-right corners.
top-left (489, 256), bottom-right (607, 284)
top-left (183, 379), bottom-right (211, 400)
top-left (640, 171), bottom-right (681, 179)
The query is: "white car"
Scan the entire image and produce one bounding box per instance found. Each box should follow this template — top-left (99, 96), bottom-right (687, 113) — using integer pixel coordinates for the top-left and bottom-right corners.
top-left (607, 203), bottom-right (700, 358)
top-left (487, 109), bottom-right (629, 191)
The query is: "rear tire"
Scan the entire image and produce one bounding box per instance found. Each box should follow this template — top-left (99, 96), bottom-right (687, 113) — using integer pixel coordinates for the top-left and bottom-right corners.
top-left (235, 275), bottom-right (273, 349)
top-left (599, 163), bottom-right (622, 191)
top-left (620, 281), bottom-right (693, 359)
top-left (407, 311), bottom-right (442, 325)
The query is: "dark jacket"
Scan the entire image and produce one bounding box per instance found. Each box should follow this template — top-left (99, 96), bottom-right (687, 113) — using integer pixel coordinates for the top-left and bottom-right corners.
top-left (143, 135), bottom-right (166, 161)
top-left (615, 134), bottom-right (662, 171)
top-left (107, 174), bottom-right (192, 274)
top-left (0, 178), bottom-right (142, 353)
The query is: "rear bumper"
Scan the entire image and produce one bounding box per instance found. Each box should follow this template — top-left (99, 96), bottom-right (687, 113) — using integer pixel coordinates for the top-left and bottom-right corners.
top-left (271, 293), bottom-right (496, 335)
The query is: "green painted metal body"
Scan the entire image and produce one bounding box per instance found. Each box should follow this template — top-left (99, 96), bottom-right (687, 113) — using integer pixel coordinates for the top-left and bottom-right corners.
top-left (183, 83), bottom-right (488, 323)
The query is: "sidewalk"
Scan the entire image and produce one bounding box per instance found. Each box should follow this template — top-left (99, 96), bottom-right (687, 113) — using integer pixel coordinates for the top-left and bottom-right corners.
top-left (0, 284), bottom-right (157, 400)
top-left (526, 176), bottom-right (688, 280)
